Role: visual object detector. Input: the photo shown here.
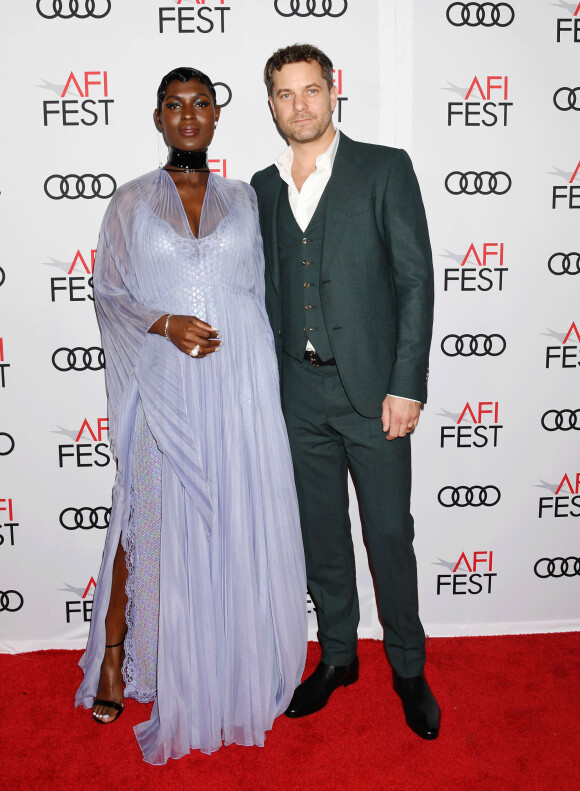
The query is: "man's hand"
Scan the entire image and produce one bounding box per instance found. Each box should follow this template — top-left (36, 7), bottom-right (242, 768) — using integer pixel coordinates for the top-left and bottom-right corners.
top-left (381, 395), bottom-right (421, 440)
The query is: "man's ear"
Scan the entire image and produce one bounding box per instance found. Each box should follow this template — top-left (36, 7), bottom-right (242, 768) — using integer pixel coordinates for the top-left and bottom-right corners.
top-left (329, 85), bottom-right (338, 113)
top-left (268, 96), bottom-right (276, 120)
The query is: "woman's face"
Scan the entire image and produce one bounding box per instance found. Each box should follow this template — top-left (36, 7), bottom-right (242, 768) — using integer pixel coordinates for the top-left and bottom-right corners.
top-left (154, 78), bottom-right (220, 152)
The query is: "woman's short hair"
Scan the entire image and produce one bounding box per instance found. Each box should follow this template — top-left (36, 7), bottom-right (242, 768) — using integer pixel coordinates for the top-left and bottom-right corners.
top-left (156, 67), bottom-right (216, 110)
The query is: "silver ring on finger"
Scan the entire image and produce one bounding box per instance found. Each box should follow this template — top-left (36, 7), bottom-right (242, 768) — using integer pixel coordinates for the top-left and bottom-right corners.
top-left (190, 345), bottom-right (200, 358)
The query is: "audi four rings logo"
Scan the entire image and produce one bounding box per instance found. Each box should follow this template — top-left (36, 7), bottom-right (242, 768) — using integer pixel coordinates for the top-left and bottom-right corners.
top-left (52, 347), bottom-right (105, 372)
top-left (60, 507), bottom-right (111, 530)
top-left (0, 590), bottom-right (24, 612)
top-left (0, 432), bottom-right (15, 456)
top-left (274, 0), bottom-right (348, 17)
top-left (438, 485), bottom-right (501, 508)
top-left (441, 334), bottom-right (506, 357)
top-left (553, 88), bottom-right (580, 112)
top-left (213, 82), bottom-right (232, 109)
top-left (548, 253), bottom-right (580, 276)
top-left (534, 557), bottom-right (580, 578)
top-left (446, 3), bottom-right (514, 27)
top-left (44, 174), bottom-right (116, 200)
top-left (445, 171), bottom-right (511, 196)
top-left (541, 409), bottom-right (580, 432)
top-left (36, 0), bottom-right (111, 18)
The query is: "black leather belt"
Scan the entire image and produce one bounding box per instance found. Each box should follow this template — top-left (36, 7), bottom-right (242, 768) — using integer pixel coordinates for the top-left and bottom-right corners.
top-left (304, 350), bottom-right (336, 367)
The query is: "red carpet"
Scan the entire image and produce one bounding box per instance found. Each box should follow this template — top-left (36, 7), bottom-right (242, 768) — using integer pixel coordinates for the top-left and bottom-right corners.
top-left (2, 635), bottom-right (578, 790)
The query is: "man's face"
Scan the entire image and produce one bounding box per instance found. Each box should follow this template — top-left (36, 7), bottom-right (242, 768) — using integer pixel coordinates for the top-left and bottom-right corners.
top-left (269, 60), bottom-right (337, 145)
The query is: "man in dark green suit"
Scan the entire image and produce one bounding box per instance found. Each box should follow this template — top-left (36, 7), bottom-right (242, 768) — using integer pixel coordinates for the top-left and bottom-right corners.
top-left (251, 44), bottom-right (440, 739)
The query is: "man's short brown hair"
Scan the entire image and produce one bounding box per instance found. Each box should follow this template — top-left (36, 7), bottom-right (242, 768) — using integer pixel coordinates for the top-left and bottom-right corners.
top-left (264, 44), bottom-right (334, 96)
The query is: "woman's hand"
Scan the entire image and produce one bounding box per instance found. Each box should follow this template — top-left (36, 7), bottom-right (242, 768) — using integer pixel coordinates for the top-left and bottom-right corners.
top-left (150, 313), bottom-right (221, 358)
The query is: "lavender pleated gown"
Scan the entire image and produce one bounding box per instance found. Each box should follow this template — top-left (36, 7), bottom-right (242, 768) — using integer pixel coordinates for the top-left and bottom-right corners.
top-left (75, 170), bottom-right (307, 764)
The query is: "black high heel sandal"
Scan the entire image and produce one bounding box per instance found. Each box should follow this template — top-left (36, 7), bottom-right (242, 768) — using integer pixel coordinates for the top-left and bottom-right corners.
top-left (92, 640), bottom-right (125, 724)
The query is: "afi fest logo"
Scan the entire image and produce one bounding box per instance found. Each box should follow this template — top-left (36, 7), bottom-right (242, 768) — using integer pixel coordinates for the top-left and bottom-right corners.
top-left (63, 577), bottom-right (96, 623)
top-left (544, 321), bottom-right (580, 369)
top-left (42, 70), bottom-right (113, 127)
top-left (36, 0), bottom-right (112, 19)
top-left (551, 160), bottom-right (580, 208)
top-left (48, 248), bottom-right (96, 303)
top-left (333, 69), bottom-right (348, 123)
top-left (0, 498), bottom-right (19, 548)
top-left (0, 338), bottom-right (9, 388)
top-left (435, 551), bottom-right (497, 595)
top-left (555, 1), bottom-right (580, 42)
top-left (208, 158), bottom-right (227, 178)
top-left (442, 241), bottom-right (507, 291)
top-left (439, 401), bottom-right (503, 448)
top-left (446, 75), bottom-right (512, 126)
top-left (159, 0), bottom-right (231, 34)
top-left (56, 418), bottom-right (112, 468)
top-left (537, 472), bottom-right (580, 518)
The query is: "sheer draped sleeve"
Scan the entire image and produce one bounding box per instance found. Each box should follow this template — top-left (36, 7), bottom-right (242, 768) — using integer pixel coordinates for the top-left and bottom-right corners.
top-left (93, 189), bottom-right (165, 452)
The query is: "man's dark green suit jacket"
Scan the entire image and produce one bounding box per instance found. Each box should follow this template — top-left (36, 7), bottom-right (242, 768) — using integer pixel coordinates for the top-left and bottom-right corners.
top-left (251, 133), bottom-right (434, 417)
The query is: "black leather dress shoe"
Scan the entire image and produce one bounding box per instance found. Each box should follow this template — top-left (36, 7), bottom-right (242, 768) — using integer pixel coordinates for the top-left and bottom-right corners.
top-left (393, 670), bottom-right (440, 740)
top-left (285, 657), bottom-right (359, 718)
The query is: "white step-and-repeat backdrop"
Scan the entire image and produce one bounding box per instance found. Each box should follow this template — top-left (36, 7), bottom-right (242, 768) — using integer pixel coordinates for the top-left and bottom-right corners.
top-left (1, 1), bottom-right (578, 652)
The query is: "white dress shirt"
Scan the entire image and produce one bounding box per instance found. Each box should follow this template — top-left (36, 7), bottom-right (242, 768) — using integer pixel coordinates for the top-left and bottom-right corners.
top-left (274, 130), bottom-right (418, 404)
top-left (275, 128), bottom-right (341, 233)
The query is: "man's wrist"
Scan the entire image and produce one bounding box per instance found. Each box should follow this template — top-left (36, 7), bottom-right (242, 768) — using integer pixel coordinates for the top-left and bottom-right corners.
top-left (387, 393), bottom-right (421, 404)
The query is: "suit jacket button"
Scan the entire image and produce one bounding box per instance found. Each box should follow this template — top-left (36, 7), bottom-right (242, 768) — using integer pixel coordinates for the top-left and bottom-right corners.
top-left (302, 260), bottom-right (310, 266)
top-left (302, 237), bottom-right (309, 245)
top-left (305, 305), bottom-right (312, 310)
top-left (277, 330), bottom-right (282, 336)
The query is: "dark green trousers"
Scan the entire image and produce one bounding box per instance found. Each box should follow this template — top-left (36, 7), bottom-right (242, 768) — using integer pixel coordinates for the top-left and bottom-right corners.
top-left (281, 352), bottom-right (426, 677)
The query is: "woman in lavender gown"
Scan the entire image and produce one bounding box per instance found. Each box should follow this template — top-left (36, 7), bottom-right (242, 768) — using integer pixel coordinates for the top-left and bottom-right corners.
top-left (75, 67), bottom-right (307, 764)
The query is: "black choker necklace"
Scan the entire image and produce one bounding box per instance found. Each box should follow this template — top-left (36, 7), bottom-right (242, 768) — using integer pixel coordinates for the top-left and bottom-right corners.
top-left (165, 148), bottom-right (209, 173)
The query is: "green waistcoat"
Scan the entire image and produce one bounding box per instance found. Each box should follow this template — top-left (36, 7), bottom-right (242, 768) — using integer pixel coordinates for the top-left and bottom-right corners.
top-left (276, 187), bottom-right (334, 362)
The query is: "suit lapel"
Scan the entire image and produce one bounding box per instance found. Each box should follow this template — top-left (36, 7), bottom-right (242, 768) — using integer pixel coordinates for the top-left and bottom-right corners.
top-left (261, 135), bottom-right (364, 284)
top-left (321, 134), bottom-right (365, 273)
